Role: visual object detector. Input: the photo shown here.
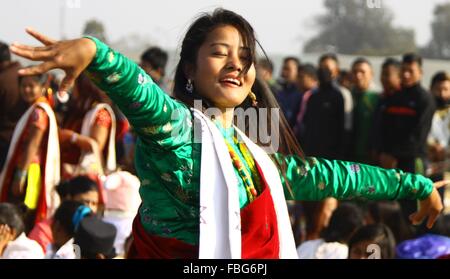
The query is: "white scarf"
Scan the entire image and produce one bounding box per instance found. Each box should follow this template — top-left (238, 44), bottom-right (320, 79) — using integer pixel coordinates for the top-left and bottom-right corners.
top-left (81, 103), bottom-right (116, 172)
top-left (0, 101), bottom-right (60, 217)
top-left (193, 109), bottom-right (298, 259)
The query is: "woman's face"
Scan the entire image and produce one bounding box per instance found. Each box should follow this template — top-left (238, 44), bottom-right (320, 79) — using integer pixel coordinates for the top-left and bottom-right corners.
top-left (189, 25), bottom-right (256, 109)
top-left (432, 80), bottom-right (450, 101)
top-left (20, 76), bottom-right (43, 104)
top-left (72, 191), bottom-right (99, 214)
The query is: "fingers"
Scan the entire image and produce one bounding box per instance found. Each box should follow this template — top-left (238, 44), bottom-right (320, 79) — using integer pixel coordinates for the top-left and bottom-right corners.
top-left (17, 62), bottom-right (55, 76)
top-left (26, 27), bottom-right (56, 46)
top-left (10, 44), bottom-right (55, 61)
top-left (433, 180), bottom-right (450, 189)
top-left (409, 209), bottom-right (427, 226)
top-left (0, 224), bottom-right (11, 235)
top-left (426, 209), bottom-right (441, 229)
top-left (59, 74), bottom-right (77, 94)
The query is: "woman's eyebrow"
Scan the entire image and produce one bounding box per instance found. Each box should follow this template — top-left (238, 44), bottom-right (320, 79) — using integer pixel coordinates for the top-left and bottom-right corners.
top-left (209, 42), bottom-right (249, 51)
top-left (210, 42), bottom-right (229, 48)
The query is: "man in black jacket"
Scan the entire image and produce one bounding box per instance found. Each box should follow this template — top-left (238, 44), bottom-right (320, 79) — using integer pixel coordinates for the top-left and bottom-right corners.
top-left (299, 68), bottom-right (345, 160)
top-left (378, 53), bottom-right (436, 219)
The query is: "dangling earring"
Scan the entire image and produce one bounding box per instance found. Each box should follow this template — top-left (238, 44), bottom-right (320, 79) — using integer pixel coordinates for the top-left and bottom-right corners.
top-left (249, 91), bottom-right (258, 107)
top-left (186, 79), bottom-right (193, 93)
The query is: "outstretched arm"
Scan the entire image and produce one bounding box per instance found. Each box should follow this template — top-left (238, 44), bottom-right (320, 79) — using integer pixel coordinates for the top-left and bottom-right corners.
top-left (275, 154), bottom-right (444, 228)
top-left (10, 29), bottom-right (191, 148)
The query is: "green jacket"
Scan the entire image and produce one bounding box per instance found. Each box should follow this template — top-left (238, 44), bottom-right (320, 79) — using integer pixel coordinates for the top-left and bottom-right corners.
top-left (85, 37), bottom-right (433, 245)
top-left (352, 89), bottom-right (380, 163)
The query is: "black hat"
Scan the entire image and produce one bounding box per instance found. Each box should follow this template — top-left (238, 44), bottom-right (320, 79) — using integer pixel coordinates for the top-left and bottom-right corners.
top-left (74, 216), bottom-right (117, 259)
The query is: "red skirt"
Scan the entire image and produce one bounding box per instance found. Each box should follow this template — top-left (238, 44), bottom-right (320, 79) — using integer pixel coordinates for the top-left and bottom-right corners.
top-left (128, 163), bottom-right (280, 259)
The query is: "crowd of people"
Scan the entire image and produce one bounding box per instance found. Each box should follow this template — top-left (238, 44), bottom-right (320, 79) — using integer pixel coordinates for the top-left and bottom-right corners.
top-left (0, 8), bottom-right (449, 259)
top-left (260, 51), bottom-right (450, 258)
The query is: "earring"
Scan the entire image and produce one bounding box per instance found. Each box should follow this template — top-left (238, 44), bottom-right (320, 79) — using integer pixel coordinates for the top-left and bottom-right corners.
top-left (249, 91), bottom-right (258, 107)
top-left (186, 79), bottom-right (193, 93)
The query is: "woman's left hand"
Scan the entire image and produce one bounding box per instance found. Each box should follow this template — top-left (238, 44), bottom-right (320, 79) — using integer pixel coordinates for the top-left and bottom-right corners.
top-left (409, 180), bottom-right (448, 229)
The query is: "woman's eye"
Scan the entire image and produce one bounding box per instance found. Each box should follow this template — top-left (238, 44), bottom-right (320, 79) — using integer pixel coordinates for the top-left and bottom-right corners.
top-left (213, 52), bottom-right (227, 56)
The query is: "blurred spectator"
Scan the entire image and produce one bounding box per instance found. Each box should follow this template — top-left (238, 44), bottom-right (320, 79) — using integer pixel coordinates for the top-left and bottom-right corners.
top-left (351, 58), bottom-right (379, 164)
top-left (348, 224), bottom-right (396, 259)
top-left (256, 58), bottom-right (281, 95)
top-left (0, 41), bottom-right (27, 170)
top-left (103, 171), bottom-right (141, 257)
top-left (301, 198), bottom-right (338, 241)
top-left (28, 175), bottom-right (99, 252)
top-left (0, 73), bottom-right (60, 230)
top-left (140, 46), bottom-right (169, 91)
top-left (59, 74), bottom-right (116, 180)
top-left (373, 58), bottom-right (402, 158)
top-left (0, 203), bottom-right (44, 258)
top-left (74, 215), bottom-right (117, 259)
top-left (338, 69), bottom-right (353, 91)
top-left (366, 201), bottom-right (413, 243)
top-left (293, 64), bottom-right (318, 147)
top-left (377, 53), bottom-right (436, 220)
top-left (297, 203), bottom-right (364, 259)
top-left (319, 53), bottom-right (353, 158)
top-left (427, 71), bottom-right (450, 200)
top-left (46, 201), bottom-right (92, 259)
top-left (299, 68), bottom-right (345, 160)
top-left (275, 57), bottom-right (302, 127)
top-left (380, 58), bottom-right (402, 98)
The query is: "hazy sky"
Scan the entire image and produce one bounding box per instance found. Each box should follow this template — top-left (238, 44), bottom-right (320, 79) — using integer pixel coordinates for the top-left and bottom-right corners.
top-left (2, 0), bottom-right (450, 55)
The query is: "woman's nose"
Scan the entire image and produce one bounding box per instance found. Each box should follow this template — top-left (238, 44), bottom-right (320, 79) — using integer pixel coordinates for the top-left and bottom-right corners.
top-left (226, 54), bottom-right (243, 72)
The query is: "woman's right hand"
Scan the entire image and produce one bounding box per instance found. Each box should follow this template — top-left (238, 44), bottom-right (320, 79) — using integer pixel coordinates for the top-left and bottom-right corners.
top-left (9, 28), bottom-right (97, 94)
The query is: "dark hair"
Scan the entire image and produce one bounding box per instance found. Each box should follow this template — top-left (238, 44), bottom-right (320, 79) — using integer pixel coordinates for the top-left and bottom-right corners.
top-left (317, 67), bottom-right (333, 87)
top-left (402, 52), bottom-right (422, 67)
top-left (430, 71), bottom-right (450, 89)
top-left (382, 57), bottom-right (401, 70)
top-left (338, 69), bottom-right (352, 84)
top-left (141, 46), bottom-right (169, 74)
top-left (0, 41), bottom-right (11, 62)
top-left (0, 203), bottom-right (25, 236)
top-left (53, 201), bottom-right (91, 236)
top-left (283, 56), bottom-right (301, 67)
top-left (348, 224), bottom-right (396, 259)
top-left (367, 201), bottom-right (413, 243)
top-left (257, 58), bottom-right (274, 73)
top-left (56, 176), bottom-right (98, 199)
top-left (298, 63), bottom-right (317, 80)
top-left (351, 57), bottom-right (371, 68)
top-left (171, 8), bottom-right (304, 194)
top-left (319, 53), bottom-right (339, 65)
top-left (321, 203), bottom-right (364, 243)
